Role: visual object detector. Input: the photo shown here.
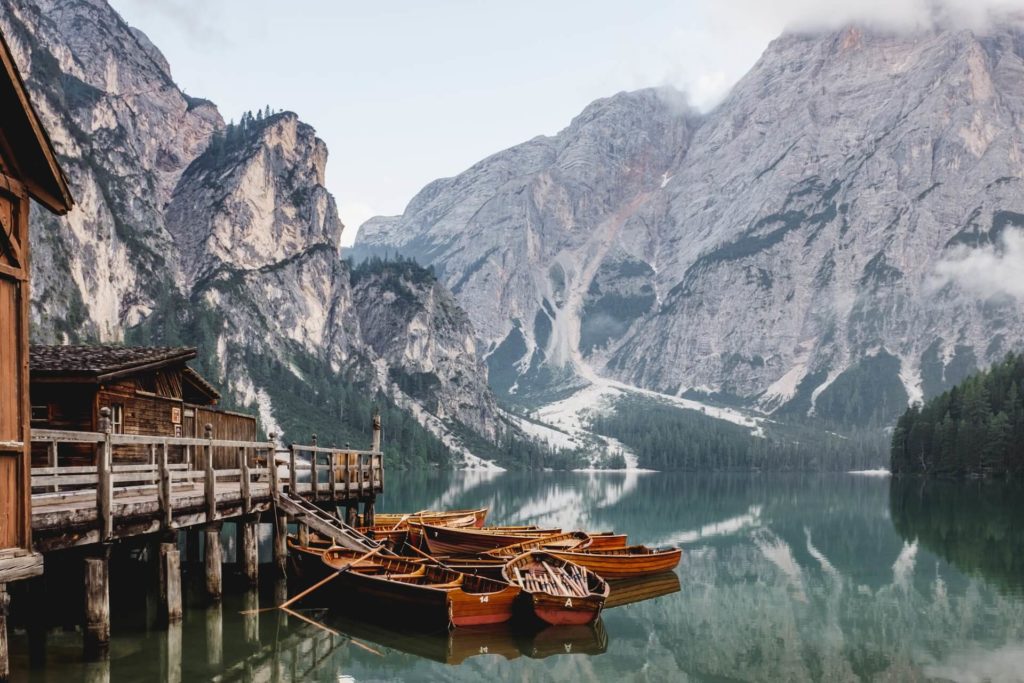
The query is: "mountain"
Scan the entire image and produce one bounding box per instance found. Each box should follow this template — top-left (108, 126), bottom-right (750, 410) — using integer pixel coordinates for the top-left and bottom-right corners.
top-left (356, 23), bottom-right (1024, 431)
top-left (1, 0), bottom-right (504, 465)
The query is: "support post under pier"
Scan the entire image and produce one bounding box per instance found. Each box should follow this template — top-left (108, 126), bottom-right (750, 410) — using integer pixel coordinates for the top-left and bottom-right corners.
top-left (240, 518), bottom-right (259, 586)
top-left (160, 542), bottom-right (182, 623)
top-left (274, 510), bottom-right (288, 577)
top-left (363, 496), bottom-right (376, 527)
top-left (84, 547), bottom-right (111, 659)
top-left (345, 503), bottom-right (358, 527)
top-left (204, 524), bottom-right (223, 601)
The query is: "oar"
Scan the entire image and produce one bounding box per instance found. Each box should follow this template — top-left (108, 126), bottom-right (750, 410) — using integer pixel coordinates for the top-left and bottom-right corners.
top-left (403, 541), bottom-right (458, 572)
top-left (241, 545), bottom-right (385, 615)
top-left (389, 514), bottom-right (411, 531)
top-left (280, 607), bottom-right (384, 657)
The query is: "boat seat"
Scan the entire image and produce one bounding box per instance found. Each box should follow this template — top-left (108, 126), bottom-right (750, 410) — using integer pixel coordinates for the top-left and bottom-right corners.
top-left (386, 570), bottom-right (425, 579)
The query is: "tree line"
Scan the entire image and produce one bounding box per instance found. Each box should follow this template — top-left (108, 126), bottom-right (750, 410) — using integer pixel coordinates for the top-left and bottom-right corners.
top-left (591, 398), bottom-right (888, 471)
top-left (891, 353), bottom-right (1024, 477)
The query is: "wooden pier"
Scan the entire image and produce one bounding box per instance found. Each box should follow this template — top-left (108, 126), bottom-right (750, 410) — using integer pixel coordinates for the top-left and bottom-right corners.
top-left (1, 407), bottom-right (384, 673)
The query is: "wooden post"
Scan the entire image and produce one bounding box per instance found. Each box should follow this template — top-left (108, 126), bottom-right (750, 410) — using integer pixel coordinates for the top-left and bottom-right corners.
top-left (84, 548), bottom-right (110, 659)
top-left (364, 496), bottom-right (376, 527)
top-left (0, 583), bottom-right (9, 682)
top-left (203, 424), bottom-right (215, 522)
top-left (48, 439), bottom-right (59, 492)
top-left (98, 407), bottom-right (113, 542)
top-left (239, 446), bottom-right (252, 512)
top-left (310, 434), bottom-right (318, 500)
top-left (288, 444), bottom-right (296, 495)
top-left (268, 433), bottom-right (279, 501)
top-left (160, 542), bottom-right (182, 623)
top-left (205, 602), bottom-right (223, 669)
top-left (158, 441), bottom-right (172, 529)
top-left (372, 411), bottom-right (382, 453)
top-left (345, 503), bottom-right (358, 527)
top-left (329, 450), bottom-right (338, 501)
top-left (241, 518), bottom-right (258, 586)
top-left (204, 523), bottom-right (223, 601)
top-left (274, 510), bottom-right (288, 577)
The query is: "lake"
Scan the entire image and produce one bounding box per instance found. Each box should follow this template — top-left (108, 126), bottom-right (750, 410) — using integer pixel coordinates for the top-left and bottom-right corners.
top-left (9, 471), bottom-right (1024, 681)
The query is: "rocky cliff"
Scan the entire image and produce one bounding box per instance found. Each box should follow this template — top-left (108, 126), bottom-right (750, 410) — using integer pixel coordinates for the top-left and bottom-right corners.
top-left (1, 0), bottom-right (501, 461)
top-left (356, 22), bottom-right (1024, 428)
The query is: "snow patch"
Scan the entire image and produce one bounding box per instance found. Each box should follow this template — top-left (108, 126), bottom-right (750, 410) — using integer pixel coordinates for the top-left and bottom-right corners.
top-left (849, 468), bottom-right (891, 477)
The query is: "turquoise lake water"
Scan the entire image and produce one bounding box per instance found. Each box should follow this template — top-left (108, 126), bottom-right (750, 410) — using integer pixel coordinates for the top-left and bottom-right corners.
top-left (9, 471), bottom-right (1024, 682)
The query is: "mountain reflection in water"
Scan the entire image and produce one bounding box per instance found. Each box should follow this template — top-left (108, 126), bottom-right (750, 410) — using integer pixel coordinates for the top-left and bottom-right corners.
top-left (9, 472), bottom-right (1024, 682)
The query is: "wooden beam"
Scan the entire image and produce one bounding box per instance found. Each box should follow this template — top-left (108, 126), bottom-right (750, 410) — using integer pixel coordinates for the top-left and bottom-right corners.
top-left (83, 550), bottom-right (110, 659)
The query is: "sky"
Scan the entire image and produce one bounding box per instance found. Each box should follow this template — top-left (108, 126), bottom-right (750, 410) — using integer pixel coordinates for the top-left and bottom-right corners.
top-left (109, 0), bottom-right (1024, 246)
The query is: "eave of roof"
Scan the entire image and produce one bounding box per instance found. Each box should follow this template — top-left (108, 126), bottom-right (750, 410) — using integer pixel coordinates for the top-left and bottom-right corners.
top-left (0, 29), bottom-right (74, 214)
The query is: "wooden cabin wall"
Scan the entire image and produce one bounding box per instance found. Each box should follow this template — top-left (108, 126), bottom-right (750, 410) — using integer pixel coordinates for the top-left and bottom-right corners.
top-left (192, 407), bottom-right (258, 469)
top-left (0, 170), bottom-right (32, 556)
top-left (97, 384), bottom-right (183, 463)
top-left (29, 383), bottom-right (96, 466)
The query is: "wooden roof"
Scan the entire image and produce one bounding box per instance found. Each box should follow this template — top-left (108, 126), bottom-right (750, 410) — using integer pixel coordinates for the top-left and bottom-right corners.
top-left (0, 28), bottom-right (73, 214)
top-left (183, 365), bottom-right (221, 403)
top-left (30, 345), bottom-right (198, 383)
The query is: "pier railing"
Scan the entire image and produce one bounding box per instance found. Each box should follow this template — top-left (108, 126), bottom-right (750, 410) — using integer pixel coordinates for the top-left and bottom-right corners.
top-left (285, 437), bottom-right (384, 501)
top-left (28, 416), bottom-right (382, 547)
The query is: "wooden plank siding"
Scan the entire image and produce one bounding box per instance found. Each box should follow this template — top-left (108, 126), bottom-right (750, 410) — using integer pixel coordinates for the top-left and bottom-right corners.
top-left (0, 174), bottom-right (31, 557)
top-left (192, 407), bottom-right (259, 469)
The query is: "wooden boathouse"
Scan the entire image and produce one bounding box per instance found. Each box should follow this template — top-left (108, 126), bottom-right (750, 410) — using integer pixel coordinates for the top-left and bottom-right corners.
top-left (0, 25), bottom-right (75, 682)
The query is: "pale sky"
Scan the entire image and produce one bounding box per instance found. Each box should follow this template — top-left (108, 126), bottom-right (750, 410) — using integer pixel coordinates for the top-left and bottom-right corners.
top-left (108, 0), bottom-right (1023, 246)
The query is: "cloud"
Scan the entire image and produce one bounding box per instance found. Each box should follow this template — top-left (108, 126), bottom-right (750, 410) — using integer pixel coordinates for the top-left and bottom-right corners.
top-left (705, 0), bottom-right (1024, 35)
top-left (110, 0), bottom-right (232, 49)
top-left (930, 228), bottom-right (1024, 300)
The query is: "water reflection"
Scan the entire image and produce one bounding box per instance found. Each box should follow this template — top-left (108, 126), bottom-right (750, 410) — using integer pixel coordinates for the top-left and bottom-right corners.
top-left (10, 472), bottom-right (1024, 682)
top-left (890, 477), bottom-right (1024, 595)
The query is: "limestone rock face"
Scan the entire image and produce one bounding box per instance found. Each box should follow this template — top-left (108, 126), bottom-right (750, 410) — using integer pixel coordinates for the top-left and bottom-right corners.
top-left (356, 24), bottom-right (1024, 423)
top-left (4, 0), bottom-right (500, 451)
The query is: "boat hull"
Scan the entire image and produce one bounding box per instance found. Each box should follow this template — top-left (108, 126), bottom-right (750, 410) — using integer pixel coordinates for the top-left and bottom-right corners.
top-left (323, 548), bottom-right (520, 628)
top-left (549, 546), bottom-right (682, 579)
top-left (531, 592), bottom-right (605, 626)
top-left (418, 523), bottom-right (562, 555)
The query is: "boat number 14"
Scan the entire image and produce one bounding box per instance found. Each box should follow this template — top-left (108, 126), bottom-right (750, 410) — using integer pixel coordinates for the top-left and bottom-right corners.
top-left (479, 595), bottom-right (489, 603)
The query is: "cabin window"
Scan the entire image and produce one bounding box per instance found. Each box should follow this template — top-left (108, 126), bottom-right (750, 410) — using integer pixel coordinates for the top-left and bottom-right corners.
top-left (31, 405), bottom-right (49, 423)
top-left (110, 403), bottom-right (124, 434)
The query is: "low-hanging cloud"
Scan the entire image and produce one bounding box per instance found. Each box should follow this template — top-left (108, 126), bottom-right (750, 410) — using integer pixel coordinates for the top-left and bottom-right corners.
top-left (707, 0), bottom-right (1024, 35)
top-left (930, 228), bottom-right (1024, 301)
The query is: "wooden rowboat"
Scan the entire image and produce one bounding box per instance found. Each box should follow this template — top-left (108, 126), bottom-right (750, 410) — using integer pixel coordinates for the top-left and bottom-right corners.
top-left (414, 522), bottom-right (562, 555)
top-left (322, 547), bottom-right (520, 628)
top-left (502, 551), bottom-right (609, 626)
top-left (547, 545), bottom-right (681, 579)
top-left (372, 508), bottom-right (489, 529)
top-left (586, 532), bottom-right (629, 549)
top-left (484, 532), bottom-right (593, 558)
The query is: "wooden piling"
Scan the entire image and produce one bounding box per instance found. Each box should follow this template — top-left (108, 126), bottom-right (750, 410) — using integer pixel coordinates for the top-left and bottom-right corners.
top-left (204, 524), bottom-right (223, 601)
top-left (0, 583), bottom-right (9, 682)
top-left (298, 523), bottom-right (310, 547)
top-left (241, 518), bottom-right (259, 586)
top-left (363, 496), bottom-right (376, 527)
top-left (84, 549), bottom-right (110, 659)
top-left (345, 503), bottom-right (358, 527)
top-left (274, 510), bottom-right (288, 577)
top-left (160, 542), bottom-right (182, 623)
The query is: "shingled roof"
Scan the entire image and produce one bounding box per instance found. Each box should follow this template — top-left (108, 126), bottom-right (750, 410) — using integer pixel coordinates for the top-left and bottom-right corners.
top-left (30, 345), bottom-right (197, 382)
